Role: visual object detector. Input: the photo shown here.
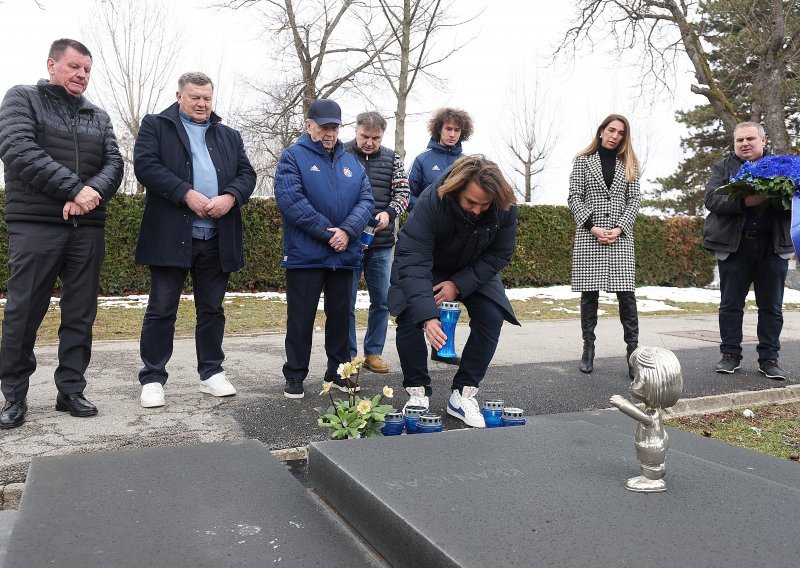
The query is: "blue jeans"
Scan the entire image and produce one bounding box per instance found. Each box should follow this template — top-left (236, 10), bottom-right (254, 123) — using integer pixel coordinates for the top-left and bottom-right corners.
top-left (349, 246), bottom-right (392, 358)
top-left (717, 236), bottom-right (788, 362)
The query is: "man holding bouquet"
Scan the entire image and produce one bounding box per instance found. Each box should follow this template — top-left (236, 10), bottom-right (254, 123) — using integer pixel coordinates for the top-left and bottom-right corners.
top-left (703, 122), bottom-right (793, 380)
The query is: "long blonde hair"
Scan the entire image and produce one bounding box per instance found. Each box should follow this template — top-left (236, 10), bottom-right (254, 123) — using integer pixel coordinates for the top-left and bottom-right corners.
top-left (574, 114), bottom-right (640, 182)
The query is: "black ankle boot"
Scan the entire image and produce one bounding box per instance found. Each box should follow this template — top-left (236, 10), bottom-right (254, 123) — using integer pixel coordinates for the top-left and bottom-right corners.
top-left (579, 292), bottom-right (599, 374)
top-left (626, 344), bottom-right (637, 380)
top-left (580, 341), bottom-right (595, 373)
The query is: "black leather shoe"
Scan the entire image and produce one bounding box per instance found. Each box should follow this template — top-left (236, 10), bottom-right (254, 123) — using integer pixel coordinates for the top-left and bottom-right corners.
top-left (55, 392), bottom-right (98, 417)
top-left (758, 360), bottom-right (791, 381)
top-left (431, 347), bottom-right (460, 365)
top-left (0, 400), bottom-right (27, 429)
top-left (715, 353), bottom-right (741, 374)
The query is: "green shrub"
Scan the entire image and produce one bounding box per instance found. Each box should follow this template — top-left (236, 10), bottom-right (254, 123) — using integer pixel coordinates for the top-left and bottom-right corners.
top-left (0, 191), bottom-right (715, 293)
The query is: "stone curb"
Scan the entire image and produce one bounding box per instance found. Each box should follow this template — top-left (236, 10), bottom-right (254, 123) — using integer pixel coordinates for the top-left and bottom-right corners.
top-left (665, 384), bottom-right (800, 418)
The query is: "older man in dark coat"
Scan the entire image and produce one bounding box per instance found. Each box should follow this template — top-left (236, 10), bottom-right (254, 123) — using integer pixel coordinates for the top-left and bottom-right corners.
top-left (133, 72), bottom-right (256, 408)
top-left (0, 38), bottom-right (123, 429)
top-left (388, 155), bottom-right (518, 428)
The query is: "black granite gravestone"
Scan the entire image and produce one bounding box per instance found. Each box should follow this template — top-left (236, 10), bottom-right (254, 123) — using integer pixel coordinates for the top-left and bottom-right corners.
top-left (4, 440), bottom-right (381, 568)
top-left (309, 415), bottom-right (800, 568)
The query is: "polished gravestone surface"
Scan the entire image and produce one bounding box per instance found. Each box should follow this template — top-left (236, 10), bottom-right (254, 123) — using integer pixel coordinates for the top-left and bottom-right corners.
top-left (309, 415), bottom-right (800, 568)
top-left (4, 440), bottom-right (380, 568)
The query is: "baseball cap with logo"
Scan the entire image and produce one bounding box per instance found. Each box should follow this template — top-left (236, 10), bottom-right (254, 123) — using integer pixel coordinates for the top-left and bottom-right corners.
top-left (307, 99), bottom-right (342, 126)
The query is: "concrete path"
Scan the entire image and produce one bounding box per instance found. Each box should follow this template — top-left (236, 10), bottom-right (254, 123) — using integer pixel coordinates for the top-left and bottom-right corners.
top-left (2, 312), bottom-right (799, 486)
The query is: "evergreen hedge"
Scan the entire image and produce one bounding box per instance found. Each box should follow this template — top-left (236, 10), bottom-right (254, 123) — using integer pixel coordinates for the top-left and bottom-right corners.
top-left (0, 194), bottom-right (714, 294)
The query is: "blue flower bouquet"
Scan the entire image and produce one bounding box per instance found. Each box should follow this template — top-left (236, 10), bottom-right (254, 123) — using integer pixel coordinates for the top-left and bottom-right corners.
top-left (715, 155), bottom-right (800, 215)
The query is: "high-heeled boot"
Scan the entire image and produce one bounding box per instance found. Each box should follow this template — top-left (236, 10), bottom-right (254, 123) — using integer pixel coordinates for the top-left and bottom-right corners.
top-left (579, 291), bottom-right (599, 373)
top-left (617, 291), bottom-right (639, 380)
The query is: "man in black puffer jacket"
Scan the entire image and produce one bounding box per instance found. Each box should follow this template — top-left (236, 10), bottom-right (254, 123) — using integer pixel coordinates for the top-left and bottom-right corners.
top-left (345, 111), bottom-right (410, 374)
top-left (388, 155), bottom-right (519, 428)
top-left (0, 39), bottom-right (123, 429)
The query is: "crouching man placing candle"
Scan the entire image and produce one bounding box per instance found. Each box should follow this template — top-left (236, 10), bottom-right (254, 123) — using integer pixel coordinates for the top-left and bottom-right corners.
top-left (387, 155), bottom-right (519, 428)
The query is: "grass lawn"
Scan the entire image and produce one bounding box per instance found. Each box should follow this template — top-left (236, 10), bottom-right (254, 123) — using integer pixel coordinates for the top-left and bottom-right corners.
top-left (6, 294), bottom-right (800, 344)
top-left (667, 402), bottom-right (800, 462)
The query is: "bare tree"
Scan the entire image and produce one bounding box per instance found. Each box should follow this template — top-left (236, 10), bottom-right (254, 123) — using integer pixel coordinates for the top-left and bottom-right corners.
top-left (85, 0), bottom-right (181, 192)
top-left (228, 79), bottom-right (304, 196)
top-left (557, 0), bottom-right (800, 153)
top-left (221, 0), bottom-right (392, 184)
top-left (363, 0), bottom-right (478, 158)
top-left (499, 77), bottom-right (557, 203)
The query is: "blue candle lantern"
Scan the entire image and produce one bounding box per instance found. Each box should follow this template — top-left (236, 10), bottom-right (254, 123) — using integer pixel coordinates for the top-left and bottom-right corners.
top-left (381, 411), bottom-right (405, 436)
top-left (403, 405), bottom-right (427, 434)
top-left (500, 407), bottom-right (526, 427)
top-left (436, 301), bottom-right (461, 360)
top-left (480, 400), bottom-right (504, 428)
top-left (416, 413), bottom-right (444, 433)
top-left (360, 217), bottom-right (379, 250)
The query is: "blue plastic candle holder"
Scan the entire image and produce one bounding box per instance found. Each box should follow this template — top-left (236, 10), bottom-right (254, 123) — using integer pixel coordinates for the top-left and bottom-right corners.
top-left (381, 411), bottom-right (405, 436)
top-left (415, 413), bottom-right (444, 433)
top-left (500, 407), bottom-right (526, 427)
top-left (403, 405), bottom-right (427, 434)
top-left (480, 400), bottom-right (505, 428)
top-left (437, 301), bottom-right (461, 359)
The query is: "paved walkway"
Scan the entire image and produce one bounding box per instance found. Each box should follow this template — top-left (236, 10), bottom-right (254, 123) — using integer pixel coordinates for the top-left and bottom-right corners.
top-left (2, 312), bottom-right (799, 486)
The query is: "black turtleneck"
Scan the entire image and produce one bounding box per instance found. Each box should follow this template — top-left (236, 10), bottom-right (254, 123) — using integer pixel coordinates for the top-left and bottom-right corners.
top-left (598, 145), bottom-right (617, 188)
top-left (582, 146), bottom-right (620, 231)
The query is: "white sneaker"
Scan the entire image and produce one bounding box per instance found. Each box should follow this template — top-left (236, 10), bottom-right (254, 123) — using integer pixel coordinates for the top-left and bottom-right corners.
top-left (140, 383), bottom-right (165, 408)
top-left (199, 372), bottom-right (237, 397)
top-left (447, 386), bottom-right (485, 428)
top-left (402, 386), bottom-right (429, 413)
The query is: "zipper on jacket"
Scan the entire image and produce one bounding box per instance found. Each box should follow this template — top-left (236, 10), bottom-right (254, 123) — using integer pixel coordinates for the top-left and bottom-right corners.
top-left (71, 113), bottom-right (80, 177)
top-left (330, 158), bottom-right (338, 270)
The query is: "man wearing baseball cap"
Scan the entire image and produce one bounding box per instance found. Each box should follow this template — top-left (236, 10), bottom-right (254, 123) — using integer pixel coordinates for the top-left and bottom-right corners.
top-left (274, 99), bottom-right (374, 398)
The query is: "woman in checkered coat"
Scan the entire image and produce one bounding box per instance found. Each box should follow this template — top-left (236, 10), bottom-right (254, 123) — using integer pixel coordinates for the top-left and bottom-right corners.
top-left (568, 114), bottom-right (641, 379)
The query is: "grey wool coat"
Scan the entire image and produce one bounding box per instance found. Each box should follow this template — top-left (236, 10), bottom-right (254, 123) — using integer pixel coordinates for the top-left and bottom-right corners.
top-left (567, 152), bottom-right (640, 292)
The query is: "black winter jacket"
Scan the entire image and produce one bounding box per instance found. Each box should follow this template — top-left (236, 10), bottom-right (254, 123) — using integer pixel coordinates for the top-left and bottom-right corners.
top-left (133, 103), bottom-right (256, 272)
top-left (703, 152), bottom-right (792, 255)
top-left (344, 140), bottom-right (408, 249)
top-left (387, 170), bottom-right (520, 327)
top-left (0, 80), bottom-right (123, 225)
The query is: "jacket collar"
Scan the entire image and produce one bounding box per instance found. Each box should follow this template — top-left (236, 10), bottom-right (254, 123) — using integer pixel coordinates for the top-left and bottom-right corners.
top-left (159, 102), bottom-right (221, 125)
top-left (297, 131), bottom-right (344, 159)
top-left (588, 151), bottom-right (625, 194)
top-left (344, 139), bottom-right (383, 159)
top-left (426, 137), bottom-right (462, 155)
top-left (36, 79), bottom-right (92, 110)
top-left (729, 148), bottom-right (770, 164)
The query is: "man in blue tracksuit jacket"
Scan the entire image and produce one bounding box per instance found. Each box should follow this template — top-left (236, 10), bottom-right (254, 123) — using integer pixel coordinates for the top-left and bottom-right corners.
top-left (408, 107), bottom-right (474, 211)
top-left (274, 99), bottom-right (374, 399)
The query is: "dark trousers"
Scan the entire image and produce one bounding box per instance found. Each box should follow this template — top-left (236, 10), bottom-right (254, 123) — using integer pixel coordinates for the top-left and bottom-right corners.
top-left (0, 222), bottom-right (105, 402)
top-left (284, 268), bottom-right (352, 383)
top-left (139, 237), bottom-right (229, 385)
top-left (395, 292), bottom-right (505, 395)
top-left (717, 237), bottom-right (788, 362)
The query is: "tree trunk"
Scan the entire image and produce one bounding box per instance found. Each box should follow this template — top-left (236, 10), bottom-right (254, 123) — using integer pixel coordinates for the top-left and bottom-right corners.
top-left (393, 0), bottom-right (412, 159)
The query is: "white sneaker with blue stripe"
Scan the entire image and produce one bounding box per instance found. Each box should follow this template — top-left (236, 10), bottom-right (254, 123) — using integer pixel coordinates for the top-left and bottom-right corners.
top-left (447, 386), bottom-right (485, 428)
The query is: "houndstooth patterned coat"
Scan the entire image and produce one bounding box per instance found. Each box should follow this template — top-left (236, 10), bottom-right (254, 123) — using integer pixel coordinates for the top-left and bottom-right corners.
top-left (568, 152), bottom-right (640, 292)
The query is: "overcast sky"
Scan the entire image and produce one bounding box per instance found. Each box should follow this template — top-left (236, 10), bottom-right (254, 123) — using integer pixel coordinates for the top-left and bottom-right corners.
top-left (0, 0), bottom-right (701, 204)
